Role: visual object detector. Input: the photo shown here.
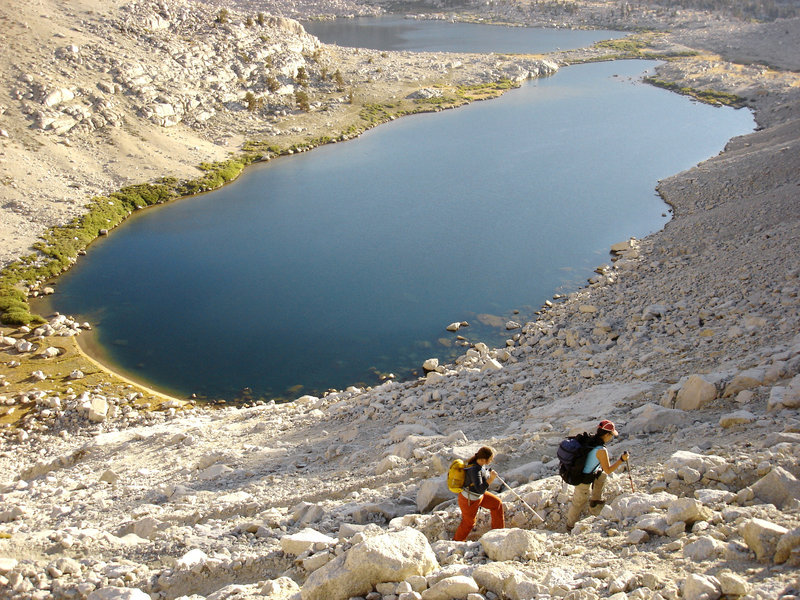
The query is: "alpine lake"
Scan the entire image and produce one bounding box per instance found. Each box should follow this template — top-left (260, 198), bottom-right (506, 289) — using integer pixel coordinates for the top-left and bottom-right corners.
top-left (43, 19), bottom-right (756, 402)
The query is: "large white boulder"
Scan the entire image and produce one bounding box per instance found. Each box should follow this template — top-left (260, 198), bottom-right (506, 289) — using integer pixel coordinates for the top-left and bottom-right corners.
top-left (44, 87), bottom-right (75, 108)
top-left (262, 576), bottom-right (301, 599)
top-left (682, 573), bottom-right (721, 600)
top-left (740, 518), bottom-right (789, 562)
top-left (479, 528), bottom-right (545, 562)
top-left (768, 375), bottom-right (800, 410)
top-left (88, 396), bottom-right (109, 422)
top-left (675, 375), bottom-right (717, 410)
top-left (747, 467), bottom-right (800, 509)
top-left (421, 575), bottom-right (479, 600)
top-left (666, 498), bottom-right (713, 526)
top-left (301, 527), bottom-right (438, 600)
top-left (774, 527), bottom-right (800, 565)
top-left (683, 535), bottom-right (724, 561)
top-left (627, 403), bottom-right (689, 433)
top-left (0, 558), bottom-right (19, 573)
top-left (175, 549), bottom-right (208, 572)
top-left (416, 477), bottom-right (452, 513)
top-left (280, 528), bottom-right (337, 556)
top-left (605, 492), bottom-right (677, 521)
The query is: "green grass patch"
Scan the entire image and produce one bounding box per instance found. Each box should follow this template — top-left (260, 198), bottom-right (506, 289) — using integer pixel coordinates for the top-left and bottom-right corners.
top-left (455, 79), bottom-right (518, 101)
top-left (595, 38), bottom-right (648, 53)
top-left (643, 77), bottom-right (744, 106)
top-left (359, 102), bottom-right (402, 125)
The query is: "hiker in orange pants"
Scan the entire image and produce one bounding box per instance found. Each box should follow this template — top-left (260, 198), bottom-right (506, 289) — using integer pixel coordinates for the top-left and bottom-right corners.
top-left (454, 446), bottom-right (505, 541)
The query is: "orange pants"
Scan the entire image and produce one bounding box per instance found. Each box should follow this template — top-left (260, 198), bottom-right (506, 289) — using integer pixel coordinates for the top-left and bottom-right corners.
top-left (454, 491), bottom-right (504, 541)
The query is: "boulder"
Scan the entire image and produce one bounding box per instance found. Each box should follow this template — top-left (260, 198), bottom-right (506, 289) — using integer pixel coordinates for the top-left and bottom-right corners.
top-left (740, 518), bottom-right (788, 562)
top-left (634, 514), bottom-right (669, 536)
top-left (291, 502), bottom-right (325, 524)
top-left (88, 397), bottom-right (108, 422)
top-left (175, 549), bottom-right (208, 572)
top-left (416, 477), bottom-right (452, 513)
top-left (664, 451), bottom-right (726, 479)
top-left (717, 571), bottom-right (750, 596)
top-left (718, 410), bottom-right (756, 428)
top-left (675, 375), bottom-right (717, 410)
top-left (682, 573), bottom-right (721, 600)
top-left (132, 516), bottom-right (162, 540)
top-left (376, 455), bottom-right (406, 475)
top-left (421, 575), bottom-right (479, 600)
top-left (479, 528), bottom-right (545, 562)
top-left (0, 558), bottom-right (18, 573)
top-left (301, 527), bottom-right (438, 600)
top-left (774, 527), bottom-right (800, 565)
top-left (15, 339), bottom-right (34, 352)
top-left (196, 464), bottom-right (233, 480)
top-left (280, 528), bottom-right (336, 556)
top-left (748, 467), bottom-right (800, 509)
top-left (43, 88), bottom-right (75, 108)
top-left (767, 375), bottom-right (800, 410)
top-left (610, 240), bottom-right (633, 253)
top-left (683, 535), bottom-right (724, 561)
top-left (472, 563), bottom-right (545, 600)
top-left (723, 368), bottom-right (765, 397)
top-left (627, 403), bottom-right (689, 433)
top-left (666, 498), bottom-right (713, 526)
top-left (606, 492), bottom-right (677, 521)
top-left (422, 358), bottom-right (440, 372)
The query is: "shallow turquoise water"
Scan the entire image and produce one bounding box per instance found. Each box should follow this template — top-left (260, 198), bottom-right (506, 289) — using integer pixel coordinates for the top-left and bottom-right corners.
top-left (49, 58), bottom-right (754, 401)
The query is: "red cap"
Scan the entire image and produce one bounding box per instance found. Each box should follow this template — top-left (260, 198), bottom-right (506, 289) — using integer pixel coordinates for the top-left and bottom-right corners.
top-left (598, 419), bottom-right (619, 436)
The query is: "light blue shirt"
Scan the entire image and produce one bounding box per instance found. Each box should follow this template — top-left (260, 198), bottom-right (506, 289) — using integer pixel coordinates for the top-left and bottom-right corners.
top-left (583, 446), bottom-right (605, 474)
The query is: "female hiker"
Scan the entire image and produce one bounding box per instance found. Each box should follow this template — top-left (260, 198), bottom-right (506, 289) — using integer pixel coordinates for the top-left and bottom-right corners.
top-left (565, 419), bottom-right (629, 530)
top-left (454, 446), bottom-right (505, 541)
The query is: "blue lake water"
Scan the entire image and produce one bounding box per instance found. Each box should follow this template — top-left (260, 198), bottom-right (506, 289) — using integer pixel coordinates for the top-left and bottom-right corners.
top-left (301, 16), bottom-right (624, 52)
top-left (46, 28), bottom-right (755, 401)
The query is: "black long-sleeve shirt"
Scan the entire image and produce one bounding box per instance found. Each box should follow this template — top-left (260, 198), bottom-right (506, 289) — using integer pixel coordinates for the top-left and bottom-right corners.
top-left (463, 463), bottom-right (491, 496)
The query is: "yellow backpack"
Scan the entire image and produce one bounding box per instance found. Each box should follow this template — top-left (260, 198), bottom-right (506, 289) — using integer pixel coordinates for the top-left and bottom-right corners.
top-left (447, 459), bottom-right (466, 493)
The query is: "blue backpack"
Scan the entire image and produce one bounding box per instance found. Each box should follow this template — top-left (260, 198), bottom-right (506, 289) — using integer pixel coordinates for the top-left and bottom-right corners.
top-left (557, 432), bottom-right (598, 485)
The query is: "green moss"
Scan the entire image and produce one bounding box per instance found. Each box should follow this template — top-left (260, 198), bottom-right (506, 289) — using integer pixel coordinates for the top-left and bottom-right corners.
top-left (359, 102), bottom-right (400, 125)
top-left (643, 77), bottom-right (744, 106)
top-left (595, 38), bottom-right (648, 53)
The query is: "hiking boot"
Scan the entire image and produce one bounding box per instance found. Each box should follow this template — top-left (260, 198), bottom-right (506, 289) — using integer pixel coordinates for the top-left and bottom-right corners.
top-left (588, 500), bottom-right (605, 515)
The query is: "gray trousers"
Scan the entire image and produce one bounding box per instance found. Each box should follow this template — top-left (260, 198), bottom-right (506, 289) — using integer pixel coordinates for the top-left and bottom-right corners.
top-left (566, 472), bottom-right (607, 528)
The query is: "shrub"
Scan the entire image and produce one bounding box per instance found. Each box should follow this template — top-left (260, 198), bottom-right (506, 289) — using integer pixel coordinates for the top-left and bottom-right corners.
top-left (295, 90), bottom-right (310, 111)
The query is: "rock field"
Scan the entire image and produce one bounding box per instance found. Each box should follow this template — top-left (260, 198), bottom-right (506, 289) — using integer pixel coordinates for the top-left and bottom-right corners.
top-left (1, 0), bottom-right (800, 600)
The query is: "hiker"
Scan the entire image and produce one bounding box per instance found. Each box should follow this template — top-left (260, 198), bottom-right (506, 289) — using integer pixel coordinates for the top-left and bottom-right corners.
top-left (565, 419), bottom-right (629, 529)
top-left (454, 446), bottom-right (505, 541)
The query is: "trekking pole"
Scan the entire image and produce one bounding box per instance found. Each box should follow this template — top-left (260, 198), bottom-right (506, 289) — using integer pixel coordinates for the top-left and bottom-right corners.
top-left (626, 457), bottom-right (635, 493)
top-left (493, 474), bottom-right (545, 523)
